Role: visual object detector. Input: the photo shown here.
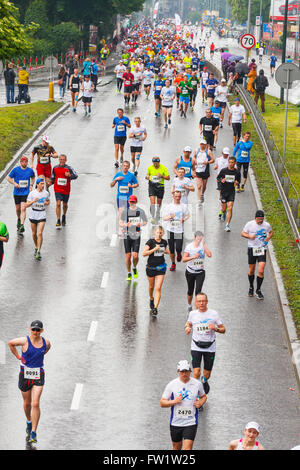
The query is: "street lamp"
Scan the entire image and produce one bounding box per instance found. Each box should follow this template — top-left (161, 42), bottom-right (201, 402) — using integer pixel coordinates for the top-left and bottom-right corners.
top-left (280, 0), bottom-right (289, 104)
top-left (245, 0), bottom-right (251, 62)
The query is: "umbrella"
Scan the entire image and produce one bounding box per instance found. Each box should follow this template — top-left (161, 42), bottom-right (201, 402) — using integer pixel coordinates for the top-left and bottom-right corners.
top-left (221, 52), bottom-right (232, 60)
top-left (235, 62), bottom-right (250, 74)
top-left (228, 55), bottom-right (244, 62)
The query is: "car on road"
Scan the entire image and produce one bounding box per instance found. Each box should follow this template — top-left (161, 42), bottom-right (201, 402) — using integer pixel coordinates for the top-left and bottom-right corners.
top-left (279, 0), bottom-right (300, 16)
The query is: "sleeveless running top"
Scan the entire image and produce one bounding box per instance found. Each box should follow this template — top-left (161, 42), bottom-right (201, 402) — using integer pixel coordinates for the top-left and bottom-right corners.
top-left (236, 439), bottom-right (259, 450)
top-left (71, 75), bottom-right (80, 91)
top-left (196, 149), bottom-right (209, 173)
top-left (21, 336), bottom-right (46, 370)
top-left (178, 156), bottom-right (193, 178)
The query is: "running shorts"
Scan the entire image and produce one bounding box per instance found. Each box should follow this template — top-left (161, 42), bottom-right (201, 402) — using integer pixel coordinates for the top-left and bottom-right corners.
top-left (130, 146), bottom-right (142, 154)
top-left (232, 122), bottom-right (242, 138)
top-left (82, 96), bottom-right (92, 104)
top-left (167, 231), bottom-right (184, 255)
top-left (203, 133), bottom-right (214, 147)
top-left (236, 161), bottom-right (249, 179)
top-left (221, 192), bottom-right (235, 203)
top-left (191, 350), bottom-right (215, 371)
top-left (18, 371), bottom-right (45, 392)
top-left (123, 236), bottom-right (141, 254)
top-left (55, 192), bottom-right (70, 203)
top-left (114, 136), bottom-right (127, 146)
top-left (148, 182), bottom-right (164, 199)
top-left (36, 163), bottom-right (51, 179)
top-left (248, 247), bottom-right (267, 265)
top-left (14, 195), bottom-right (28, 205)
top-left (170, 424), bottom-right (198, 443)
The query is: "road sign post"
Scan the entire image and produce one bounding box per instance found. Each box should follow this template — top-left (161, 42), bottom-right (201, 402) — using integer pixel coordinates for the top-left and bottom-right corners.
top-left (275, 63), bottom-right (300, 163)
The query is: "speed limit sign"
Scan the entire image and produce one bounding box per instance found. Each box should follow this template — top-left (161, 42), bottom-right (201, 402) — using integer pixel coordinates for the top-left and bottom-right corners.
top-left (240, 33), bottom-right (256, 49)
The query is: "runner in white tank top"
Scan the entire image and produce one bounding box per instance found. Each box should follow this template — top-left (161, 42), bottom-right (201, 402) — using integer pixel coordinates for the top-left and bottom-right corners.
top-left (229, 422), bottom-right (264, 450)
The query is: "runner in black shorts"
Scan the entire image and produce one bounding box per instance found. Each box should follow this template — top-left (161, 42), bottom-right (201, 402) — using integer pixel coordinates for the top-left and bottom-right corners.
top-left (120, 195), bottom-right (147, 282)
top-left (143, 226), bottom-right (170, 316)
top-left (217, 157), bottom-right (240, 232)
top-left (199, 109), bottom-right (219, 151)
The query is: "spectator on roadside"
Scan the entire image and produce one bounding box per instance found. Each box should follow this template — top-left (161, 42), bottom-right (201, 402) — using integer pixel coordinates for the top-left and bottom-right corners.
top-left (286, 56), bottom-right (293, 63)
top-left (4, 63), bottom-right (16, 104)
top-left (248, 58), bottom-right (256, 71)
top-left (18, 66), bottom-right (29, 104)
top-left (58, 66), bottom-right (67, 99)
top-left (67, 53), bottom-right (79, 76)
top-left (247, 63), bottom-right (257, 96)
top-left (252, 69), bottom-right (269, 113)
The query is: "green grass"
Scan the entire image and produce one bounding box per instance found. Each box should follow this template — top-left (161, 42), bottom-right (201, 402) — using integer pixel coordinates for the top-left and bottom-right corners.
top-left (229, 95), bottom-right (300, 334)
top-left (261, 94), bottom-right (300, 196)
top-left (0, 101), bottom-right (63, 172)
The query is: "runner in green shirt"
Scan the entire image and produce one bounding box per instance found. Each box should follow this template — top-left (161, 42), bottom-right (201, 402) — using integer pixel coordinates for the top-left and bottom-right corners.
top-left (179, 75), bottom-right (193, 118)
top-left (188, 71), bottom-right (200, 111)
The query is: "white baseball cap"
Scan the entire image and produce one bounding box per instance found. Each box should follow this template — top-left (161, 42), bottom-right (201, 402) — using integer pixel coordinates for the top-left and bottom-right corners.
top-left (221, 78), bottom-right (226, 82)
top-left (177, 360), bottom-right (192, 372)
top-left (184, 146), bottom-right (192, 152)
top-left (245, 422), bottom-right (260, 433)
top-left (42, 135), bottom-right (50, 144)
top-left (200, 139), bottom-right (207, 145)
top-left (223, 147), bottom-right (230, 154)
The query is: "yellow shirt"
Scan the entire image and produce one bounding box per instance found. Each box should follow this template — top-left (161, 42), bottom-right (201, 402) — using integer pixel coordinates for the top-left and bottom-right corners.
top-left (147, 164), bottom-right (169, 186)
top-left (183, 57), bottom-right (192, 69)
top-left (18, 70), bottom-right (29, 84)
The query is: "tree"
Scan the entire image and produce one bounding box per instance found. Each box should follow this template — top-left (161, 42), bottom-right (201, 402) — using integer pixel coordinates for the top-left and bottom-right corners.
top-left (52, 22), bottom-right (81, 53)
top-left (0, 0), bottom-right (37, 61)
top-left (24, 0), bottom-right (49, 38)
top-left (227, 0), bottom-right (271, 24)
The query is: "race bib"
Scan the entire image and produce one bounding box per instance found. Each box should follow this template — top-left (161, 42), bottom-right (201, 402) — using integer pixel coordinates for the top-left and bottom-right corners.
top-left (119, 186), bottom-right (129, 194)
top-left (204, 125), bottom-right (212, 131)
top-left (225, 175), bottom-right (235, 183)
top-left (195, 324), bottom-right (210, 334)
top-left (253, 247), bottom-right (265, 256)
top-left (183, 167), bottom-right (190, 175)
top-left (192, 259), bottom-right (204, 269)
top-left (39, 156), bottom-right (49, 164)
top-left (182, 89), bottom-right (188, 94)
top-left (196, 164), bottom-right (206, 173)
top-left (213, 113), bottom-right (220, 119)
top-left (33, 202), bottom-right (45, 210)
top-left (125, 80), bottom-right (131, 86)
top-left (208, 85), bottom-right (213, 89)
top-left (19, 180), bottom-right (28, 188)
top-left (170, 219), bottom-right (181, 228)
top-left (72, 83), bottom-right (78, 89)
top-left (156, 86), bottom-right (162, 91)
top-left (129, 217), bottom-right (140, 226)
top-left (24, 366), bottom-right (40, 380)
top-left (57, 178), bottom-right (67, 186)
top-left (152, 176), bottom-right (161, 184)
top-left (117, 125), bottom-right (125, 132)
top-left (175, 406), bottom-right (194, 419)
top-left (241, 151), bottom-right (248, 158)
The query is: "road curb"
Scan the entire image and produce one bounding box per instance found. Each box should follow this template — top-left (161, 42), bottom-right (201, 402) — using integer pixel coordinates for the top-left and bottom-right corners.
top-left (0, 102), bottom-right (70, 184)
top-left (248, 167), bottom-right (300, 391)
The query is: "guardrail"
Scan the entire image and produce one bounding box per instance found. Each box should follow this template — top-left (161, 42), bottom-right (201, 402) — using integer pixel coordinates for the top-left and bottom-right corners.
top-left (205, 59), bottom-right (300, 248)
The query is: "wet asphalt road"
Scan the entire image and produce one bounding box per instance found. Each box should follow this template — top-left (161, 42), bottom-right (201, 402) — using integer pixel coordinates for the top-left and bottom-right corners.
top-left (0, 71), bottom-right (299, 450)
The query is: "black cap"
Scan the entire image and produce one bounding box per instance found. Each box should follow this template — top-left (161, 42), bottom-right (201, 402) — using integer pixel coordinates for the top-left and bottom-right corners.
top-left (255, 210), bottom-right (264, 218)
top-left (31, 320), bottom-right (43, 330)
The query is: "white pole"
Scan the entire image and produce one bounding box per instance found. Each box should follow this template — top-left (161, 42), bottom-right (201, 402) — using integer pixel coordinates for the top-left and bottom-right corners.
top-left (283, 68), bottom-right (290, 165)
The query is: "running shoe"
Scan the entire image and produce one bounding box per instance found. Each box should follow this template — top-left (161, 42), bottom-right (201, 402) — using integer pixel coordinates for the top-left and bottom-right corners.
top-left (29, 431), bottom-right (37, 444)
top-left (164, 123), bottom-right (168, 129)
top-left (157, 112), bottom-right (160, 117)
top-left (187, 305), bottom-right (193, 314)
top-left (151, 308), bottom-right (158, 316)
top-left (218, 211), bottom-right (222, 220)
top-left (114, 162), bottom-right (119, 168)
top-left (56, 220), bottom-right (61, 228)
top-left (248, 287), bottom-right (254, 297)
top-left (202, 380), bottom-right (210, 395)
top-left (200, 195), bottom-right (204, 203)
top-left (19, 224), bottom-right (25, 233)
top-left (126, 273), bottom-right (132, 281)
top-left (62, 215), bottom-right (66, 227)
top-left (240, 185), bottom-right (245, 192)
top-left (133, 268), bottom-right (138, 279)
top-left (150, 299), bottom-right (155, 310)
top-left (168, 118), bottom-right (171, 125)
top-left (184, 113), bottom-right (187, 118)
top-left (34, 248), bottom-right (37, 257)
top-left (222, 211), bottom-right (226, 222)
top-left (84, 111), bottom-right (88, 116)
top-left (177, 251), bottom-right (182, 262)
top-left (255, 290), bottom-right (264, 300)
top-left (155, 112), bottom-right (158, 117)
top-left (236, 185), bottom-right (241, 193)
top-left (17, 219), bottom-right (21, 229)
top-left (134, 170), bottom-right (138, 176)
top-left (35, 251), bottom-right (42, 261)
top-left (180, 111), bottom-right (184, 117)
top-left (220, 123), bottom-right (223, 128)
top-left (170, 263), bottom-right (176, 271)
top-left (224, 223), bottom-right (231, 232)
top-left (26, 421), bottom-right (32, 438)
top-left (73, 108), bottom-right (76, 112)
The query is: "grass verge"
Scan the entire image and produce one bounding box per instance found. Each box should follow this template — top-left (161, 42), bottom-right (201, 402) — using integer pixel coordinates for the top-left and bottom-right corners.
top-left (0, 101), bottom-right (63, 172)
top-left (229, 95), bottom-right (300, 335)
top-left (261, 94), bottom-right (300, 196)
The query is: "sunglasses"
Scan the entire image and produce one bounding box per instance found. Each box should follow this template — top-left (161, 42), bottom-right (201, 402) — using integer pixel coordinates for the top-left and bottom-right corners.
top-left (152, 159), bottom-right (160, 163)
top-left (31, 328), bottom-right (41, 332)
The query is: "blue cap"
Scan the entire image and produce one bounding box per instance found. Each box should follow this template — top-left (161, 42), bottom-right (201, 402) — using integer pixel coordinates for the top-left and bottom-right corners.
top-left (234, 97), bottom-right (240, 101)
top-left (36, 178), bottom-right (44, 184)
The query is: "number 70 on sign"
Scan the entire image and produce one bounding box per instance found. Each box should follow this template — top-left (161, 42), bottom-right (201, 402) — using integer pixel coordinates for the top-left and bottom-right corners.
top-left (240, 33), bottom-right (256, 49)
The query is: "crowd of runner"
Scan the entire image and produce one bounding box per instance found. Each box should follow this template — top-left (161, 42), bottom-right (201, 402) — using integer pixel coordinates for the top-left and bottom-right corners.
top-left (1, 18), bottom-right (283, 451)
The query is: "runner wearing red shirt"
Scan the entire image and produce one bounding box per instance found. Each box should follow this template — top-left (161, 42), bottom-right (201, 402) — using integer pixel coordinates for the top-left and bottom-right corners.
top-left (30, 136), bottom-right (58, 188)
top-left (50, 154), bottom-right (78, 228)
top-left (210, 42), bottom-right (215, 59)
top-left (122, 67), bottom-right (134, 105)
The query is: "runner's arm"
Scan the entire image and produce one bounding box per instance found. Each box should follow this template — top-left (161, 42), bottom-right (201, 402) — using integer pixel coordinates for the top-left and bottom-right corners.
top-left (8, 337), bottom-right (27, 360)
top-left (228, 440), bottom-right (239, 450)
